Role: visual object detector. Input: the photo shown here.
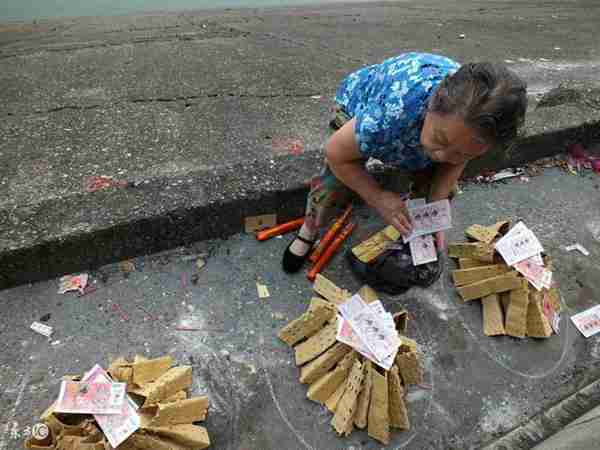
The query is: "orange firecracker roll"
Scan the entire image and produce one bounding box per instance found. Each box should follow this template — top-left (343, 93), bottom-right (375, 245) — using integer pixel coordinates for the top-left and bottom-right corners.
top-left (309, 205), bottom-right (353, 263)
top-left (256, 218), bottom-right (304, 241)
top-left (307, 221), bottom-right (356, 281)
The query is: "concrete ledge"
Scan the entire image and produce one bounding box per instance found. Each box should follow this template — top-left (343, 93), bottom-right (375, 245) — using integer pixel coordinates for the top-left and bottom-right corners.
top-left (1, 83), bottom-right (600, 289)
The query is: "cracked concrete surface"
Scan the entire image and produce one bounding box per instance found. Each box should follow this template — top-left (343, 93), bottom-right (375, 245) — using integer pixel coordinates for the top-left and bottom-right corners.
top-left (0, 1), bottom-right (599, 288)
top-left (1, 169), bottom-right (600, 449)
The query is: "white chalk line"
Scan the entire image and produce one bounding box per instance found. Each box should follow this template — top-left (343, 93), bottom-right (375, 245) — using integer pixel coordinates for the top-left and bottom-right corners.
top-left (0, 373), bottom-right (29, 450)
top-left (439, 264), bottom-right (572, 379)
top-left (260, 317), bottom-right (437, 450)
top-left (259, 331), bottom-right (315, 450)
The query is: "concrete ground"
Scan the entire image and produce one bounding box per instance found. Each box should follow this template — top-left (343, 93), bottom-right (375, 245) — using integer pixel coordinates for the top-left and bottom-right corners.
top-left (1, 0), bottom-right (600, 287)
top-left (1, 168), bottom-right (600, 450)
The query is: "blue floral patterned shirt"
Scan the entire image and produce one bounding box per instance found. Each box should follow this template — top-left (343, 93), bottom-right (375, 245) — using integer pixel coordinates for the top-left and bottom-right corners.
top-left (335, 52), bottom-right (460, 170)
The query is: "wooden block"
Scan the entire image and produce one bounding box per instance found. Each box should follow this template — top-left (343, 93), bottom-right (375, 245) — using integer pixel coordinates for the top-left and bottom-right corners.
top-left (388, 366), bottom-right (410, 430)
top-left (313, 274), bottom-right (351, 305)
top-left (500, 291), bottom-right (511, 315)
top-left (354, 361), bottom-right (372, 429)
top-left (505, 281), bottom-right (530, 338)
top-left (526, 290), bottom-right (553, 338)
top-left (452, 265), bottom-right (510, 287)
top-left (547, 287), bottom-right (562, 313)
top-left (459, 258), bottom-right (490, 269)
top-left (325, 379), bottom-right (347, 413)
top-left (299, 342), bottom-right (351, 384)
top-left (358, 285), bottom-right (379, 304)
top-left (125, 432), bottom-right (193, 450)
top-left (144, 424), bottom-right (210, 449)
top-left (294, 320), bottom-right (338, 366)
top-left (163, 391), bottom-right (187, 403)
top-left (465, 224), bottom-right (499, 244)
top-left (278, 298), bottom-right (336, 346)
top-left (398, 336), bottom-right (418, 354)
top-left (368, 370), bottom-right (390, 445)
top-left (141, 366), bottom-right (193, 407)
top-left (108, 357), bottom-right (133, 384)
top-left (395, 351), bottom-right (423, 385)
top-left (244, 214), bottom-right (277, 233)
top-left (448, 242), bottom-right (495, 262)
top-left (393, 310), bottom-right (409, 334)
top-left (307, 352), bottom-right (357, 404)
top-left (465, 221), bottom-right (509, 244)
top-left (331, 360), bottom-right (364, 435)
top-left (146, 397), bottom-right (209, 426)
top-left (352, 226), bottom-right (400, 263)
top-left (132, 356), bottom-right (174, 386)
top-left (457, 274), bottom-right (522, 302)
top-left (482, 294), bottom-right (505, 336)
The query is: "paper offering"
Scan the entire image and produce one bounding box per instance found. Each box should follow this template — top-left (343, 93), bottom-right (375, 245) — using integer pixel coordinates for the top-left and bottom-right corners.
top-left (404, 199), bottom-right (452, 242)
top-left (55, 380), bottom-right (126, 415)
top-left (409, 234), bottom-right (438, 266)
top-left (571, 305), bottom-right (600, 338)
top-left (336, 295), bottom-right (400, 370)
top-left (30, 321), bottom-right (53, 338)
top-left (495, 222), bottom-right (543, 266)
top-left (82, 365), bottom-right (141, 448)
top-left (514, 256), bottom-right (552, 291)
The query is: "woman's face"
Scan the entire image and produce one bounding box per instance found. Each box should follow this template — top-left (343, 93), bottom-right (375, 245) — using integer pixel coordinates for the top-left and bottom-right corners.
top-left (421, 111), bottom-right (490, 165)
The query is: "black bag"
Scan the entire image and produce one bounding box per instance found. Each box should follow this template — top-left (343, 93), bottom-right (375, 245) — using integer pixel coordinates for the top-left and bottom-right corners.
top-left (346, 245), bottom-right (442, 295)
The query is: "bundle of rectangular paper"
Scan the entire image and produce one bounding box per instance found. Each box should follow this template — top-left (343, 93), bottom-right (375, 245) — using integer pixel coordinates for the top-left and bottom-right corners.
top-left (336, 294), bottom-right (401, 370)
top-left (449, 220), bottom-right (560, 340)
top-left (25, 355), bottom-right (211, 450)
top-left (279, 280), bottom-right (424, 445)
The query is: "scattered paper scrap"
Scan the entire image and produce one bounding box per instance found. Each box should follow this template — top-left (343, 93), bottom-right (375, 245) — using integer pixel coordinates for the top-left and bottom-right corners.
top-left (565, 243), bottom-right (590, 256)
top-left (55, 381), bottom-right (126, 414)
top-left (120, 260), bottom-right (136, 277)
top-left (58, 273), bottom-right (89, 294)
top-left (495, 221), bottom-right (543, 266)
top-left (245, 214), bottom-right (278, 233)
top-left (571, 305), bottom-right (600, 338)
top-left (256, 282), bottom-right (270, 299)
top-left (30, 321), bottom-right (53, 338)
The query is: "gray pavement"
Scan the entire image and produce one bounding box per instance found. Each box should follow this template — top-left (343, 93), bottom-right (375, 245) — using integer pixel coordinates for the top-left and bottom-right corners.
top-left (1, 168), bottom-right (600, 449)
top-left (533, 404), bottom-right (600, 450)
top-left (1, 1), bottom-right (600, 287)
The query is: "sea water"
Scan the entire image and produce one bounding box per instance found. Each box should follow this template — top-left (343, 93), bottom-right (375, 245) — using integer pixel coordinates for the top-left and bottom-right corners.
top-left (1, 0), bottom-right (351, 22)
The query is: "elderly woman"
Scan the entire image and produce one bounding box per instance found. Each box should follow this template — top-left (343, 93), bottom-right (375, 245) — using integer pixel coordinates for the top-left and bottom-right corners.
top-left (283, 52), bottom-right (527, 273)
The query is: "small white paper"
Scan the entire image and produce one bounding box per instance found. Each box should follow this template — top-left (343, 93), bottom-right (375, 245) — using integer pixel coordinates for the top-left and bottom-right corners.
top-left (571, 305), bottom-right (600, 338)
top-left (495, 223), bottom-right (543, 266)
top-left (256, 282), bottom-right (270, 299)
top-left (404, 199), bottom-right (452, 242)
top-left (566, 243), bottom-right (590, 256)
top-left (30, 322), bottom-right (53, 338)
top-left (409, 234), bottom-right (438, 266)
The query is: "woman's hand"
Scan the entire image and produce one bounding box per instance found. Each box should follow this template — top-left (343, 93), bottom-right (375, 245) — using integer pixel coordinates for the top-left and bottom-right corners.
top-left (373, 191), bottom-right (413, 236)
top-left (435, 230), bottom-right (446, 251)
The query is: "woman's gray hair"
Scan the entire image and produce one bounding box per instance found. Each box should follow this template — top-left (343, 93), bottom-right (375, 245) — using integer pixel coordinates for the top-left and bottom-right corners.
top-left (429, 62), bottom-right (528, 146)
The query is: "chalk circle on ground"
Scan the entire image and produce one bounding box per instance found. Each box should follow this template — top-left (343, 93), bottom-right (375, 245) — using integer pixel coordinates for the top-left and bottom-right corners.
top-left (258, 320), bottom-right (436, 450)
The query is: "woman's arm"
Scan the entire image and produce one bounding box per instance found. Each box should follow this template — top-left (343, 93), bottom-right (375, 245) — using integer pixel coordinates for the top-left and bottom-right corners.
top-left (325, 118), bottom-right (412, 235)
top-left (429, 161), bottom-right (466, 249)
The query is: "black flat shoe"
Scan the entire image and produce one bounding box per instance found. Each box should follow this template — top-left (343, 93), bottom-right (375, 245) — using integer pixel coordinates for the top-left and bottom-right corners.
top-left (282, 235), bottom-right (315, 273)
